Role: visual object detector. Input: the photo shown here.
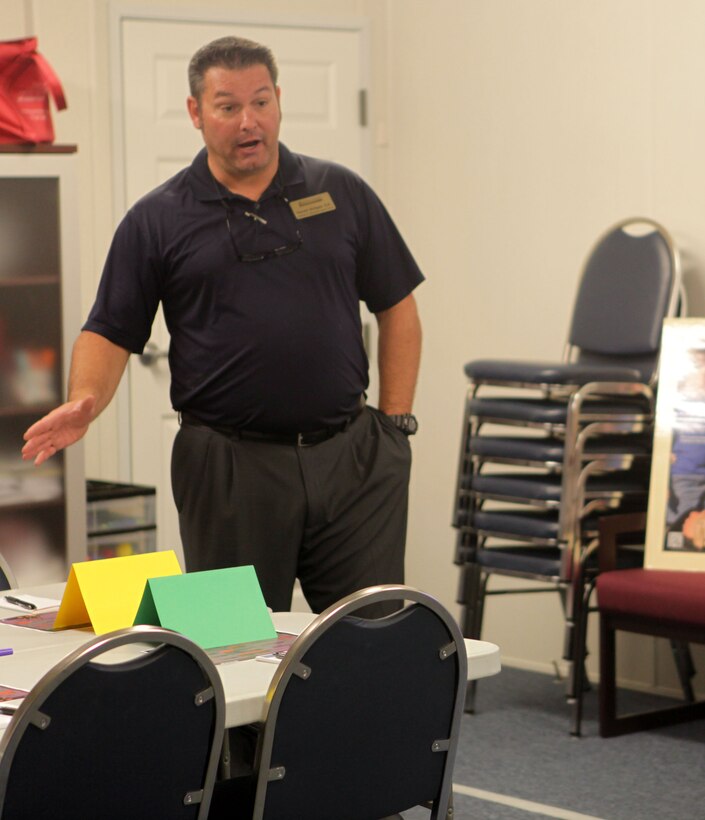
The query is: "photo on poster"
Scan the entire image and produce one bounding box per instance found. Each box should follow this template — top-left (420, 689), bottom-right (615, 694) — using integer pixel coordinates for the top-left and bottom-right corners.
top-left (646, 318), bottom-right (705, 569)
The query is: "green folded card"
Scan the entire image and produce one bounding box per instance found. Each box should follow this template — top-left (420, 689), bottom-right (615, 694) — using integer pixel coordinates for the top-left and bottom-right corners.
top-left (133, 564), bottom-right (276, 649)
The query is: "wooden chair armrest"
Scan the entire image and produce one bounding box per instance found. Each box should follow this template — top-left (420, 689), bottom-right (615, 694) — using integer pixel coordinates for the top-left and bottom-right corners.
top-left (597, 512), bottom-right (647, 573)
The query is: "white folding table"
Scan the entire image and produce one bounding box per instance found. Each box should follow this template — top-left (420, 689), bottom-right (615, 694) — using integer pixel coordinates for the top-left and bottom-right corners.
top-left (0, 583), bottom-right (501, 730)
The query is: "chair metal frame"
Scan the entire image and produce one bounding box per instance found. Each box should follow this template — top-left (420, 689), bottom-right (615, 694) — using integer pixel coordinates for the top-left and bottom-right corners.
top-left (453, 217), bottom-right (682, 726)
top-left (251, 584), bottom-right (467, 820)
top-left (0, 624), bottom-right (225, 820)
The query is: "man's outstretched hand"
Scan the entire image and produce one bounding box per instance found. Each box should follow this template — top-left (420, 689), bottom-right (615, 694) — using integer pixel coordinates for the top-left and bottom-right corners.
top-left (22, 396), bottom-right (96, 466)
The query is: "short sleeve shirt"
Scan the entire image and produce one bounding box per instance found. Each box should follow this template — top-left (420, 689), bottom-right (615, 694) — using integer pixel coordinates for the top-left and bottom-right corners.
top-left (84, 144), bottom-right (424, 432)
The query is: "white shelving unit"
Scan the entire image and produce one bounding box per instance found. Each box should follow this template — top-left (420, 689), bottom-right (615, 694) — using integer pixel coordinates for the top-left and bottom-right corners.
top-left (0, 145), bottom-right (85, 584)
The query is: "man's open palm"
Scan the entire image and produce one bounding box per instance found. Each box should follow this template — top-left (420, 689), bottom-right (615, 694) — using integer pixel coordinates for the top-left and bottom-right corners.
top-left (22, 396), bottom-right (96, 466)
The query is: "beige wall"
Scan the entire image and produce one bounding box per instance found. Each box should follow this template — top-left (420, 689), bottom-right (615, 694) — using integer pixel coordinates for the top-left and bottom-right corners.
top-left (3, 0), bottom-right (704, 693)
top-left (384, 0), bottom-right (705, 692)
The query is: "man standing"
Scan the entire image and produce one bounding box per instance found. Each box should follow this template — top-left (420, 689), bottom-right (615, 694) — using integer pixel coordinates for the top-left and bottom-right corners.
top-left (22, 36), bottom-right (423, 614)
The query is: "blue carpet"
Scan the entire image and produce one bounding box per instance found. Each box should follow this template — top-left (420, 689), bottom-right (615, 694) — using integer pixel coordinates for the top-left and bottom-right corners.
top-left (405, 665), bottom-right (705, 819)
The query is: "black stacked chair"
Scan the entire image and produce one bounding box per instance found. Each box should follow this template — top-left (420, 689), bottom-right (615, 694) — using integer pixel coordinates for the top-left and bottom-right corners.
top-left (452, 217), bottom-right (682, 733)
top-left (0, 625), bottom-right (225, 819)
top-left (210, 584), bottom-right (466, 820)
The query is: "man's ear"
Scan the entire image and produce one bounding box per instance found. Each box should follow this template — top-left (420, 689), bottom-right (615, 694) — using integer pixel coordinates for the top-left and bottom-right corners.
top-left (187, 96), bottom-right (202, 130)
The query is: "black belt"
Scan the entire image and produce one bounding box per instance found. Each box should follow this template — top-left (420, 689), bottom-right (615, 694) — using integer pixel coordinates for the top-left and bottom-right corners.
top-left (179, 405), bottom-right (364, 447)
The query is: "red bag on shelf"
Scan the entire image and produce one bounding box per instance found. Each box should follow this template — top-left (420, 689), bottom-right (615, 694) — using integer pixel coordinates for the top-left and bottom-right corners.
top-left (0, 37), bottom-right (67, 144)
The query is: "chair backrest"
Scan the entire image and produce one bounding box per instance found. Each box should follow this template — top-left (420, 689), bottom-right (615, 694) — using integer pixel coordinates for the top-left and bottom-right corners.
top-left (568, 217), bottom-right (681, 382)
top-left (252, 584), bottom-right (467, 820)
top-left (0, 625), bottom-right (225, 820)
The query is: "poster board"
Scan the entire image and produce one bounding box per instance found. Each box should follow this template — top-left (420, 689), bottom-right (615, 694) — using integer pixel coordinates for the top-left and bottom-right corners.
top-left (645, 318), bottom-right (705, 569)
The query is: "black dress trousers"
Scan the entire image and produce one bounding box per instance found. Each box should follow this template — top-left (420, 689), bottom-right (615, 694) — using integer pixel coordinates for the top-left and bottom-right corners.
top-left (171, 407), bottom-right (411, 615)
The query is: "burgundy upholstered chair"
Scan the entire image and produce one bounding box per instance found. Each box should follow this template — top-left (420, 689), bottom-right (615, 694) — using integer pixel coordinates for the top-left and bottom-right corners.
top-left (596, 512), bottom-right (705, 737)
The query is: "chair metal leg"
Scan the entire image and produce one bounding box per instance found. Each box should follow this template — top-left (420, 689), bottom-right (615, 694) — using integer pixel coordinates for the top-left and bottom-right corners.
top-left (599, 611), bottom-right (619, 737)
top-left (670, 640), bottom-right (696, 702)
top-left (218, 729), bottom-right (231, 780)
top-left (464, 678), bottom-right (477, 714)
top-left (562, 543), bottom-right (596, 706)
top-left (457, 563), bottom-right (488, 714)
top-left (454, 529), bottom-right (476, 567)
top-left (571, 577), bottom-right (597, 736)
top-left (457, 562), bottom-right (483, 638)
top-left (452, 388), bottom-right (477, 532)
top-left (560, 583), bottom-right (584, 702)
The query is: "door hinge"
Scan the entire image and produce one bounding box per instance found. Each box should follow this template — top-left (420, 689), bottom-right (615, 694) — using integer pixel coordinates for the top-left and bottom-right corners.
top-left (358, 89), bottom-right (368, 127)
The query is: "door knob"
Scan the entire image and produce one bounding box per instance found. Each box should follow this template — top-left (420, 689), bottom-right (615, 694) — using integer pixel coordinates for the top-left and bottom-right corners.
top-left (138, 341), bottom-right (168, 367)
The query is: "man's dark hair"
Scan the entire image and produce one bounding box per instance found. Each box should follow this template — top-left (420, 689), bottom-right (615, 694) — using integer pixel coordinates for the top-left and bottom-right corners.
top-left (188, 36), bottom-right (278, 100)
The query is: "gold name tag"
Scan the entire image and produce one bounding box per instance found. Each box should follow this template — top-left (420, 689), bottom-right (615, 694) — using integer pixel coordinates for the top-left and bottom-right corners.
top-left (289, 192), bottom-right (336, 220)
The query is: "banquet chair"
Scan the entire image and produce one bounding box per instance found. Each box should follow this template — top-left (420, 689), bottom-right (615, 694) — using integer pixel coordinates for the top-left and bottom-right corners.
top-left (0, 625), bottom-right (225, 820)
top-left (585, 512), bottom-right (705, 737)
top-left (209, 585), bottom-right (466, 820)
top-left (453, 217), bottom-right (682, 720)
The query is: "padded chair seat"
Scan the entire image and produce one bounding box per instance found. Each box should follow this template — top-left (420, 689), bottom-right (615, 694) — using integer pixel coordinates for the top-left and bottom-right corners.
top-left (597, 569), bottom-right (705, 627)
top-left (464, 359), bottom-right (643, 385)
top-left (468, 397), bottom-right (652, 426)
top-left (472, 506), bottom-right (649, 541)
top-left (469, 436), bottom-right (567, 463)
top-left (476, 545), bottom-right (563, 576)
top-left (468, 435), bottom-right (652, 464)
top-left (467, 473), bottom-right (648, 503)
top-left (477, 542), bottom-right (644, 579)
top-left (472, 509), bottom-right (564, 540)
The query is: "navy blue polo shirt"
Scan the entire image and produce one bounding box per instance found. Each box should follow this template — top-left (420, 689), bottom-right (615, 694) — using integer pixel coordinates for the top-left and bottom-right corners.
top-left (84, 144), bottom-right (424, 432)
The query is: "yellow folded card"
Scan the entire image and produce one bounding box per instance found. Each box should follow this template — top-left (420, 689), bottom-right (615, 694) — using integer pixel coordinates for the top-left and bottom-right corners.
top-left (54, 550), bottom-right (182, 634)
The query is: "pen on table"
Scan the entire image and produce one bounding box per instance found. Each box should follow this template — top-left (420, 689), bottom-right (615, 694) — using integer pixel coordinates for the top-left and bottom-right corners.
top-left (0, 704), bottom-right (17, 715)
top-left (3, 596), bottom-right (36, 611)
top-left (0, 648), bottom-right (12, 657)
top-left (256, 651), bottom-right (287, 664)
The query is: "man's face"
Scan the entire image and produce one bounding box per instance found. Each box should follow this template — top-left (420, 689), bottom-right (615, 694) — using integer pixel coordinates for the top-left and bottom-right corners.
top-left (187, 63), bottom-right (281, 189)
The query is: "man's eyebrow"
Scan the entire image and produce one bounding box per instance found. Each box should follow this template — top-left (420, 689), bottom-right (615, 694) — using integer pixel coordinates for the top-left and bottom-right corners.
top-left (213, 86), bottom-right (273, 99)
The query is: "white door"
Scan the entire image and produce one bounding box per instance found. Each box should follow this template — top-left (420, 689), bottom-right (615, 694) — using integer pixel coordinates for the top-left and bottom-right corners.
top-left (116, 15), bottom-right (370, 566)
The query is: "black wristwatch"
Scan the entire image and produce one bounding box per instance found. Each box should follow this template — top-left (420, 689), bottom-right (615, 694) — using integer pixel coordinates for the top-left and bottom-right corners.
top-left (388, 413), bottom-right (418, 436)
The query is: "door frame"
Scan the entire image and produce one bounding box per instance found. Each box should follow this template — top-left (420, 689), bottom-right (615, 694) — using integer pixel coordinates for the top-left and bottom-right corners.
top-left (108, 2), bottom-right (372, 480)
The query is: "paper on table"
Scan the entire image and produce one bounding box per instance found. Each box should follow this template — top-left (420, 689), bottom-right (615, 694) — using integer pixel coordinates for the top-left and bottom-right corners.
top-left (1, 611), bottom-right (61, 631)
top-left (0, 685), bottom-right (28, 702)
top-left (207, 633), bottom-right (297, 665)
top-left (0, 698), bottom-right (21, 730)
top-left (0, 595), bottom-right (61, 613)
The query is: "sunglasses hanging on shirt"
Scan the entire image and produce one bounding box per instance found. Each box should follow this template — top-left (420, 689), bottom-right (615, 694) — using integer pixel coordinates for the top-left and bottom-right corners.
top-left (212, 174), bottom-right (303, 263)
